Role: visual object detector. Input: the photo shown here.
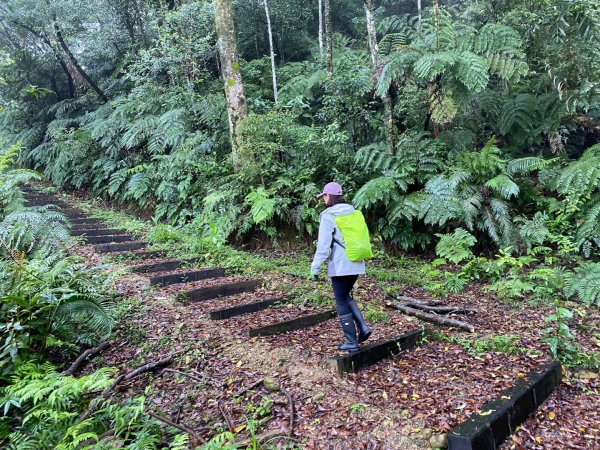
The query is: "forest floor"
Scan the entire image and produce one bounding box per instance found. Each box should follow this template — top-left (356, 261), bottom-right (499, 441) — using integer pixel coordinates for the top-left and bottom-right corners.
top-left (45, 187), bottom-right (600, 449)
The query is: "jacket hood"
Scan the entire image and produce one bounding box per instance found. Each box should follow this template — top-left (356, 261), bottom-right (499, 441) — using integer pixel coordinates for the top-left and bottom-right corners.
top-left (323, 203), bottom-right (355, 216)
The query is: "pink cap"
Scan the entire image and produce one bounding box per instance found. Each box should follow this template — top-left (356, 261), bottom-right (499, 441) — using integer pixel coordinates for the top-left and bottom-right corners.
top-left (317, 182), bottom-right (343, 198)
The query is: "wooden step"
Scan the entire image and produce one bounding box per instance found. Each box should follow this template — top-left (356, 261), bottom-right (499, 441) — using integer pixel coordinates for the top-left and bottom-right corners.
top-left (150, 268), bottom-right (225, 286)
top-left (85, 234), bottom-right (139, 244)
top-left (70, 218), bottom-right (102, 226)
top-left (72, 228), bottom-right (127, 237)
top-left (248, 310), bottom-right (337, 337)
top-left (95, 241), bottom-right (148, 253)
top-left (209, 296), bottom-right (288, 320)
top-left (112, 250), bottom-right (167, 260)
top-left (448, 362), bottom-right (562, 450)
top-left (326, 327), bottom-right (425, 375)
top-left (177, 279), bottom-right (263, 303)
top-left (131, 258), bottom-right (194, 273)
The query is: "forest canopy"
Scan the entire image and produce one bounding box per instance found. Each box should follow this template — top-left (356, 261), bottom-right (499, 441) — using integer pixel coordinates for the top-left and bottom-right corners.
top-left (0, 0), bottom-right (598, 254)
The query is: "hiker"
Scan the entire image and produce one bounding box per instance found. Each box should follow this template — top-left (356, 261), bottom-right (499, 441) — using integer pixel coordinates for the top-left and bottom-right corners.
top-left (309, 182), bottom-right (372, 352)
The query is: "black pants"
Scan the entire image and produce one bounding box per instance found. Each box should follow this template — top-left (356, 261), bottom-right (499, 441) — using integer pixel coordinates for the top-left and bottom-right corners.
top-left (331, 275), bottom-right (358, 316)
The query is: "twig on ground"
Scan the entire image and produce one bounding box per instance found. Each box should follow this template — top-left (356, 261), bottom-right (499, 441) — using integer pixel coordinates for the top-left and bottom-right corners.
top-left (160, 368), bottom-right (224, 387)
top-left (280, 387), bottom-right (295, 437)
top-left (234, 378), bottom-right (264, 397)
top-left (217, 400), bottom-right (234, 432)
top-left (63, 341), bottom-right (111, 376)
top-left (148, 409), bottom-right (205, 443)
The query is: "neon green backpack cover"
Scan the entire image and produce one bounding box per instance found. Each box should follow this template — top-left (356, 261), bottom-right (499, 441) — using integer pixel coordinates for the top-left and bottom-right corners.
top-left (334, 210), bottom-right (373, 262)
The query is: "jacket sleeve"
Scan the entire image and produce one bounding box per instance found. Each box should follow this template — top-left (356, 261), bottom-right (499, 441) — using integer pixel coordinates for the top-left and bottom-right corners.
top-left (310, 213), bottom-right (335, 275)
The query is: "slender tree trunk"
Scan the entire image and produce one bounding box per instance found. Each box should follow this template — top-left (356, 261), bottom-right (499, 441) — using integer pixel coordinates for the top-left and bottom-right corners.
top-left (363, 0), bottom-right (395, 152)
top-left (13, 22), bottom-right (75, 99)
top-left (417, 0), bottom-right (422, 29)
top-left (44, 0), bottom-right (108, 102)
top-left (263, 0), bottom-right (278, 104)
top-left (318, 0), bottom-right (324, 58)
top-left (324, 0), bottom-right (333, 77)
top-left (214, 0), bottom-right (248, 170)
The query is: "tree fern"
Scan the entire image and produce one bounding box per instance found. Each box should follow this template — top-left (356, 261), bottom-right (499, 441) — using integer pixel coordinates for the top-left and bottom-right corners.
top-left (563, 262), bottom-right (600, 306)
top-left (435, 228), bottom-right (476, 264)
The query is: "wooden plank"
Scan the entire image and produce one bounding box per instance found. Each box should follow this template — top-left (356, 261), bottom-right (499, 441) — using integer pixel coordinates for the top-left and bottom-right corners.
top-left (177, 279), bottom-right (263, 303)
top-left (209, 296), bottom-right (288, 320)
top-left (115, 250), bottom-right (167, 260)
top-left (247, 310), bottom-right (337, 337)
top-left (448, 362), bottom-right (562, 450)
top-left (326, 327), bottom-right (425, 375)
top-left (84, 234), bottom-right (139, 244)
top-left (95, 241), bottom-right (148, 253)
top-left (132, 259), bottom-right (182, 273)
top-left (132, 258), bottom-right (200, 274)
top-left (149, 268), bottom-right (225, 286)
top-left (71, 228), bottom-right (127, 237)
top-left (70, 218), bottom-right (102, 226)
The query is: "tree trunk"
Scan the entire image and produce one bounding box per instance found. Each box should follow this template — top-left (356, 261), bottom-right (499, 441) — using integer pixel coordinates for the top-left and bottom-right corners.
top-left (263, 0), bottom-right (278, 104)
top-left (324, 0), bottom-right (333, 77)
top-left (44, 0), bottom-right (108, 102)
top-left (363, 0), bottom-right (395, 152)
top-left (318, 0), bottom-right (324, 58)
top-left (417, 0), bottom-right (422, 29)
top-left (214, 0), bottom-right (248, 170)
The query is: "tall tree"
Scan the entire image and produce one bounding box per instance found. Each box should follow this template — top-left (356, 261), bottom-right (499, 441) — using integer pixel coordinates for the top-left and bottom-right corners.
top-left (214, 0), bottom-right (248, 169)
top-left (318, 0), bottom-right (324, 58)
top-left (363, 0), bottom-right (395, 151)
top-left (263, 0), bottom-right (278, 104)
top-left (44, 0), bottom-right (108, 102)
top-left (324, 0), bottom-right (333, 76)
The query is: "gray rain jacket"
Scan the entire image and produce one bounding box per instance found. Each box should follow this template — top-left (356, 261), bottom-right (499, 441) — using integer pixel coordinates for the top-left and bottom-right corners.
top-left (310, 203), bottom-right (366, 277)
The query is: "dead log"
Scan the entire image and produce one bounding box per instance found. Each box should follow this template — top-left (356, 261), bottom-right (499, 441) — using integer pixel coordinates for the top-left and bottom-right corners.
top-left (391, 302), bottom-right (475, 332)
top-left (396, 295), bottom-right (445, 306)
top-left (398, 301), bottom-right (478, 314)
top-left (63, 341), bottom-right (111, 376)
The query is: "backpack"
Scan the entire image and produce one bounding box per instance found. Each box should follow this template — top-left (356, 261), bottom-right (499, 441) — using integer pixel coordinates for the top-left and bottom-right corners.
top-left (332, 210), bottom-right (373, 262)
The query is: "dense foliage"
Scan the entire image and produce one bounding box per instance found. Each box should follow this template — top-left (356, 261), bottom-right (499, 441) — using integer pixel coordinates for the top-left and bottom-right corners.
top-left (0, 0), bottom-right (598, 255)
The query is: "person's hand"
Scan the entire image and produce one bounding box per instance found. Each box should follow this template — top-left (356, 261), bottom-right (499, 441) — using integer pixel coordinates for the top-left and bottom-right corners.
top-left (308, 273), bottom-right (319, 282)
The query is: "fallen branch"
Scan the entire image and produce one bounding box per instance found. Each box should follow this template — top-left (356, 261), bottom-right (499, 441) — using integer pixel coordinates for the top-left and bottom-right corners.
top-left (80, 353), bottom-right (177, 421)
top-left (234, 378), bottom-right (264, 397)
top-left (396, 295), bottom-right (445, 306)
top-left (63, 341), bottom-right (111, 376)
top-left (148, 410), bottom-right (205, 443)
top-left (391, 302), bottom-right (475, 332)
top-left (217, 400), bottom-right (234, 432)
top-left (280, 387), bottom-right (295, 437)
top-left (160, 368), bottom-right (224, 387)
top-left (124, 354), bottom-right (175, 380)
top-left (399, 301), bottom-right (478, 314)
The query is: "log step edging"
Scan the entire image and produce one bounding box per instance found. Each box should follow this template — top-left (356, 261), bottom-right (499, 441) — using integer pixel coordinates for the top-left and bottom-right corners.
top-left (95, 241), bottom-right (148, 253)
top-left (447, 361), bottom-right (562, 450)
top-left (131, 258), bottom-right (198, 273)
top-left (112, 250), bottom-right (168, 260)
top-left (248, 309), bottom-right (337, 337)
top-left (177, 279), bottom-right (263, 303)
top-left (149, 268), bottom-right (226, 286)
top-left (209, 296), bottom-right (288, 320)
top-left (84, 234), bottom-right (139, 244)
top-left (326, 327), bottom-right (426, 376)
top-left (72, 228), bottom-right (127, 237)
